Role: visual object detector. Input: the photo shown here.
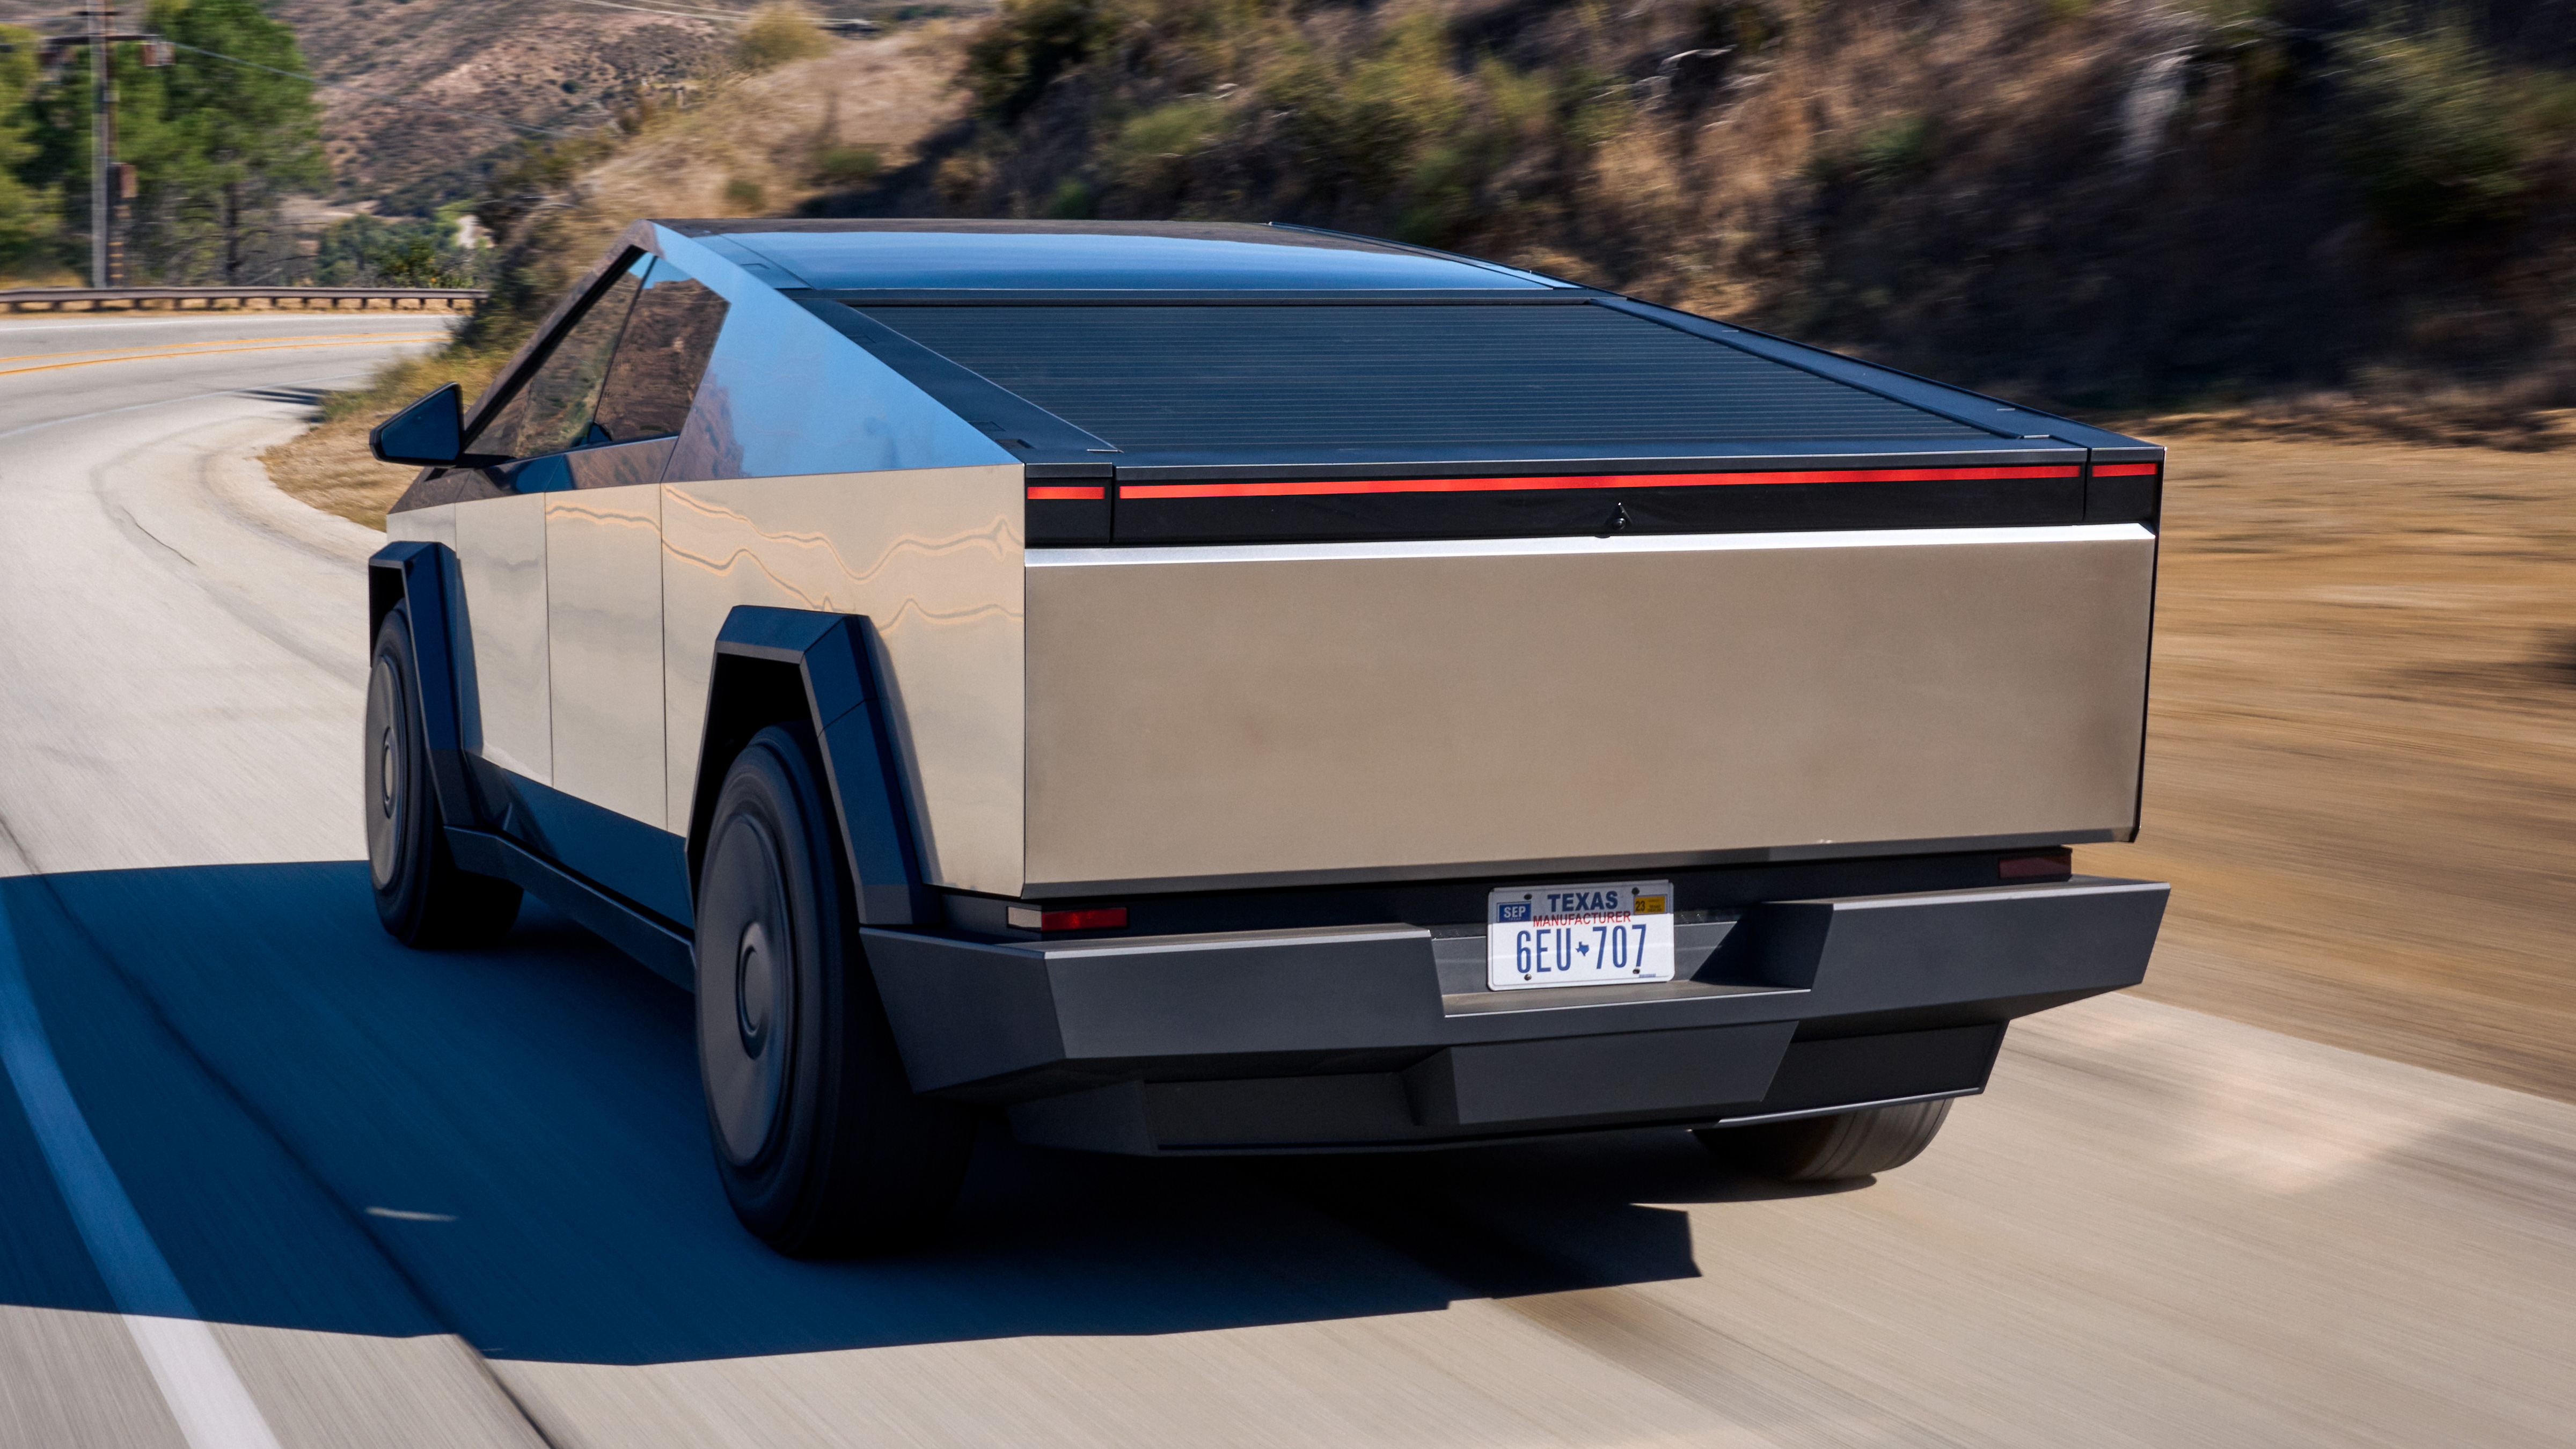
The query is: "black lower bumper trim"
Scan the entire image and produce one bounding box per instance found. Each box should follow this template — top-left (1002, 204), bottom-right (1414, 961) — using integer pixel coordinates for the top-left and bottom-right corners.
top-left (862, 879), bottom-right (2162, 1154)
top-left (1004, 1019), bottom-right (2007, 1154)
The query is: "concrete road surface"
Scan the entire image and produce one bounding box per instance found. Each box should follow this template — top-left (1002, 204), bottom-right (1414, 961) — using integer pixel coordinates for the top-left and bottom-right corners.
top-left (0, 312), bottom-right (2570, 1448)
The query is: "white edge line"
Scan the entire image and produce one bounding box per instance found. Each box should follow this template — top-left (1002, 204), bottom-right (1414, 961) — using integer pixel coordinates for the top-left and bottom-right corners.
top-left (1029, 522), bottom-right (2155, 567)
top-left (0, 890), bottom-right (287, 1449)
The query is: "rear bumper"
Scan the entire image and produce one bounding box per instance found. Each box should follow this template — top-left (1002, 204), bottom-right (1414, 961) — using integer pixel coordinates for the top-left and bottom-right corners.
top-left (863, 876), bottom-right (2166, 1154)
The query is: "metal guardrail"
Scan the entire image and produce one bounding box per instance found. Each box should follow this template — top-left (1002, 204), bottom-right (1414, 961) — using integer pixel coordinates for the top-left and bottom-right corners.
top-left (0, 286), bottom-right (487, 313)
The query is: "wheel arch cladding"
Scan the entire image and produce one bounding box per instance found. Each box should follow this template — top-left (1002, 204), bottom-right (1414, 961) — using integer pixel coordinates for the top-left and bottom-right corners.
top-left (365, 541), bottom-right (477, 831)
top-left (689, 606), bottom-right (930, 926)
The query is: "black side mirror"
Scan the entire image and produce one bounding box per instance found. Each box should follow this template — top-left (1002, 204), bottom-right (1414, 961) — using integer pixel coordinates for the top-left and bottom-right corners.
top-left (370, 383), bottom-right (465, 466)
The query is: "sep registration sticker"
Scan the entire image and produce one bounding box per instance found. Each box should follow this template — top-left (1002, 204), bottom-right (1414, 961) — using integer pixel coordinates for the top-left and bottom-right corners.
top-left (1486, 880), bottom-right (1677, 991)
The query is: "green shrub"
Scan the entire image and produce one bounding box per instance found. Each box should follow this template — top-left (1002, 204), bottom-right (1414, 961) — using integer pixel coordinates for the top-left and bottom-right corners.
top-left (1106, 94), bottom-right (1231, 186)
top-left (1043, 177), bottom-right (1099, 217)
top-left (723, 177), bottom-right (770, 212)
top-left (966, 0), bottom-right (1118, 121)
top-left (2335, 21), bottom-right (2531, 235)
top-left (813, 143), bottom-right (883, 187)
top-left (1810, 113), bottom-right (1935, 187)
top-left (734, 3), bottom-right (831, 71)
top-left (953, 0), bottom-right (1635, 244)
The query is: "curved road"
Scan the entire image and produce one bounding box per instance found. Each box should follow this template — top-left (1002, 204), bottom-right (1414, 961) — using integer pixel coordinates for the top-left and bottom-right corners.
top-left (1, 312), bottom-right (2571, 1448)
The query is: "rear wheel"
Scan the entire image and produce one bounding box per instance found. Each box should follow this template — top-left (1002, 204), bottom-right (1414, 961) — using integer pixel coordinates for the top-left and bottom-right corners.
top-left (1694, 1099), bottom-right (1952, 1182)
top-left (367, 605), bottom-right (521, 947)
top-left (696, 723), bottom-right (974, 1256)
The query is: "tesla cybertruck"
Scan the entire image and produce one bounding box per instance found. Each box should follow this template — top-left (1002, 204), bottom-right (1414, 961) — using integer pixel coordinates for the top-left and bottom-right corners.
top-left (361, 219), bottom-right (2168, 1254)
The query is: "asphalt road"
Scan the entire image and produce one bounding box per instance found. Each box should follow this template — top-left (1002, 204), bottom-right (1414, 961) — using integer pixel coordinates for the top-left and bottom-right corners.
top-left (1, 312), bottom-right (2571, 1449)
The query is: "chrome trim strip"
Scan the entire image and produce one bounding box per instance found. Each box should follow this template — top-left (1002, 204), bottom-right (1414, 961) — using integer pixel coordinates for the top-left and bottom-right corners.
top-left (1029, 522), bottom-right (2153, 568)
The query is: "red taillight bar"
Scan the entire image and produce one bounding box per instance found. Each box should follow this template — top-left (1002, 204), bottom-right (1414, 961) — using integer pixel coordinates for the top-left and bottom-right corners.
top-left (1027, 485), bottom-right (1108, 501)
top-left (1007, 905), bottom-right (1129, 932)
top-left (1116, 465), bottom-right (2082, 501)
top-left (2092, 463), bottom-right (2159, 477)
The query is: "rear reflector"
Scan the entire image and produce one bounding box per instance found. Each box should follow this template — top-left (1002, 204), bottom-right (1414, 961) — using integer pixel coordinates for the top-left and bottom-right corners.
top-left (2091, 463), bottom-right (2159, 477)
top-left (1027, 485), bottom-right (1108, 501)
top-left (1007, 905), bottom-right (1129, 932)
top-left (1999, 851), bottom-right (2073, 881)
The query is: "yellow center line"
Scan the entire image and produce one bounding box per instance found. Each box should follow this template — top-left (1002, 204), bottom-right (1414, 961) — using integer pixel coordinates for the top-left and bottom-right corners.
top-left (0, 336), bottom-right (451, 380)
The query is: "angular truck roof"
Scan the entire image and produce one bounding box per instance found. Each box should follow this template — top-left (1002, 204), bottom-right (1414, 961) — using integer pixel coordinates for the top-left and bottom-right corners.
top-left (652, 217), bottom-right (2153, 462)
top-left (442, 218), bottom-right (2159, 546)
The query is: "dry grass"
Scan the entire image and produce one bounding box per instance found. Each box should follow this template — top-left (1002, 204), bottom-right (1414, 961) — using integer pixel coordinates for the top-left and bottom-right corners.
top-left (262, 347), bottom-right (508, 529)
top-left (2115, 402), bottom-right (2576, 453)
top-left (2077, 438), bottom-right (2576, 1103)
top-left (260, 414), bottom-right (423, 531)
top-left (540, 26), bottom-right (975, 274)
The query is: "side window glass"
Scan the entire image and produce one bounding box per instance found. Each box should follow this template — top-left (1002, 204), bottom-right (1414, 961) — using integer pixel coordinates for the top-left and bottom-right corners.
top-left (473, 254), bottom-right (647, 461)
top-left (591, 259), bottom-right (729, 443)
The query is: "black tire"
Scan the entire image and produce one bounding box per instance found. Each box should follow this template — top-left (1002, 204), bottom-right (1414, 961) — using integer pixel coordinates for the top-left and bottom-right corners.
top-left (695, 723), bottom-right (974, 1256)
top-left (367, 605), bottom-right (521, 948)
top-left (1694, 1099), bottom-right (1953, 1183)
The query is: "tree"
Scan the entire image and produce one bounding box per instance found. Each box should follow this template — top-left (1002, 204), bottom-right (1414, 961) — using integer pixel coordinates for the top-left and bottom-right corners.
top-left (0, 27), bottom-right (61, 277)
top-left (147, 0), bottom-right (327, 281)
top-left (20, 0), bottom-right (326, 283)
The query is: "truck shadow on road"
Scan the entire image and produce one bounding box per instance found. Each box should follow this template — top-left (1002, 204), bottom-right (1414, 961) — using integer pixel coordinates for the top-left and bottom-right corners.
top-left (0, 863), bottom-right (1841, 1367)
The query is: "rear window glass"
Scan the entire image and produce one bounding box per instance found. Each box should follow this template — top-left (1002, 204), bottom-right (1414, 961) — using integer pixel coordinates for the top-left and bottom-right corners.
top-left (852, 303), bottom-right (1992, 451)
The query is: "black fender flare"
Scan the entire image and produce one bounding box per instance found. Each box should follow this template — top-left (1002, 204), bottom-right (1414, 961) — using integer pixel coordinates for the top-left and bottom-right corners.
top-left (689, 607), bottom-right (930, 927)
top-left (366, 541), bottom-right (479, 832)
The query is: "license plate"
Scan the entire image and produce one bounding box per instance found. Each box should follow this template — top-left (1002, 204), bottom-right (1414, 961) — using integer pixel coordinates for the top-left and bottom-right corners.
top-left (1486, 880), bottom-right (1675, 990)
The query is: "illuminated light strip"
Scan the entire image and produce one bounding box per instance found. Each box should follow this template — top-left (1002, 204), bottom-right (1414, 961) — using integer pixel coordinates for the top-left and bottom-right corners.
top-left (1027, 485), bottom-right (1107, 501)
top-left (0, 336), bottom-right (449, 379)
top-left (2092, 463), bottom-right (2160, 477)
top-left (1117, 465), bottom-right (2084, 501)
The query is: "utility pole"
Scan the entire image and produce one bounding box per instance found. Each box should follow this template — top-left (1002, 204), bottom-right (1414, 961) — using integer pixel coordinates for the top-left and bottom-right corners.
top-left (41, 5), bottom-right (170, 288)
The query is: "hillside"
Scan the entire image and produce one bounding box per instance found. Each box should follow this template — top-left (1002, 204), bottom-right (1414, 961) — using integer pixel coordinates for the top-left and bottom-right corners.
top-left (274, 0), bottom-right (973, 214)
top-left (804, 0), bottom-right (2576, 429)
top-left (264, 20), bottom-right (980, 525)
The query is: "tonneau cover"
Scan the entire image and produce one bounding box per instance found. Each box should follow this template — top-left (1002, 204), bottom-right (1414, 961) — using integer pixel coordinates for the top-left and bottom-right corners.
top-left (848, 303), bottom-right (1993, 450)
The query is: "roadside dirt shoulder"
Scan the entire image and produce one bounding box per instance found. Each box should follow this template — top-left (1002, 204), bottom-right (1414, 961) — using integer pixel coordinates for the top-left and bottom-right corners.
top-left (264, 414), bottom-right (417, 531)
top-left (2079, 440), bottom-right (2576, 1103)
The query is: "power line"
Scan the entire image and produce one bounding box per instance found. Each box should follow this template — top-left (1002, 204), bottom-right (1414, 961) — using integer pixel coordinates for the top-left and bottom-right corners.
top-left (164, 41), bottom-right (591, 139)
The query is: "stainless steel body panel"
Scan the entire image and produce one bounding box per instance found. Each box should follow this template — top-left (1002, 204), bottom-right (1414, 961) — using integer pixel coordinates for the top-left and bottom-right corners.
top-left (1022, 523), bottom-right (2156, 894)
top-left (384, 500), bottom-right (454, 551)
top-left (546, 488), bottom-right (667, 825)
top-left (660, 465), bottom-right (1026, 894)
top-left (448, 493), bottom-right (552, 784)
